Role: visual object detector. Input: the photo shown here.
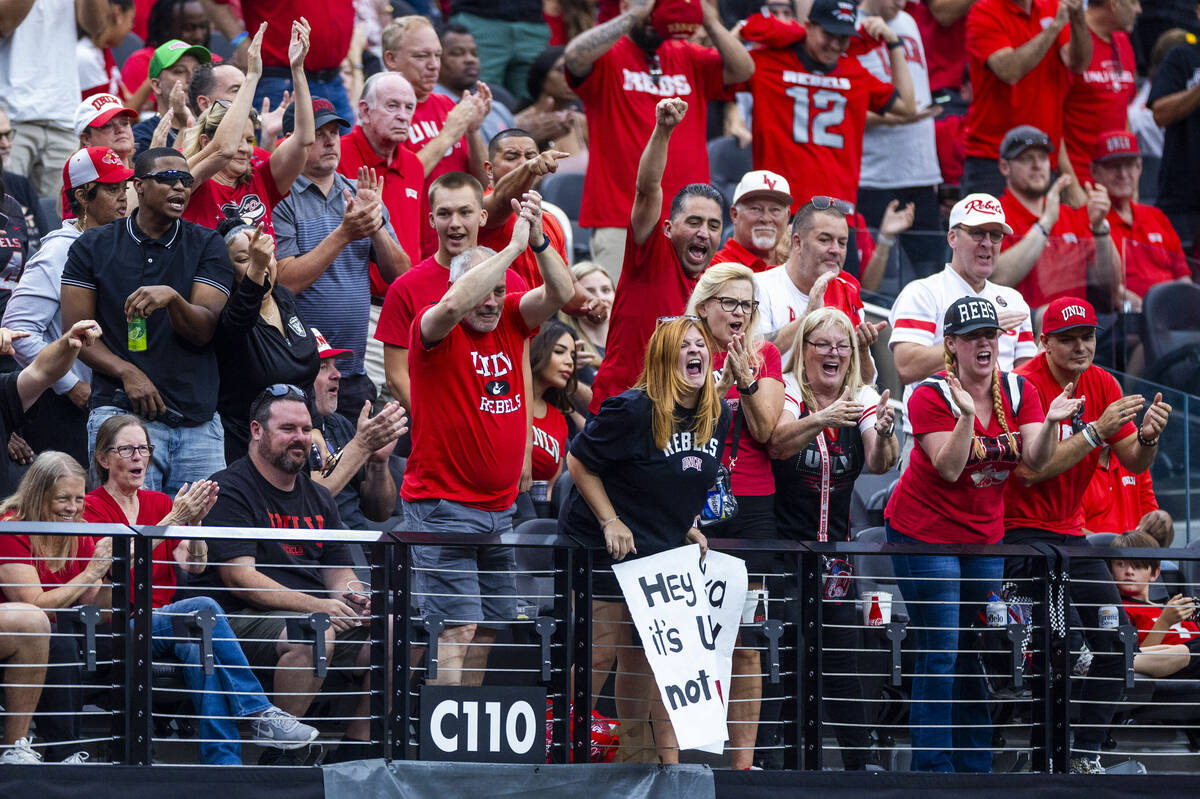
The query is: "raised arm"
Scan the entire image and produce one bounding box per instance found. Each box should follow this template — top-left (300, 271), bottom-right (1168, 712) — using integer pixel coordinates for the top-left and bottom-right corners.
top-left (861, 16), bottom-right (915, 116)
top-left (563, 0), bottom-right (654, 80)
top-left (631, 97), bottom-right (687, 245)
top-left (984, 3), bottom-right (1069, 85)
top-left (414, 88), bottom-right (486, 178)
top-left (482, 149), bottom-right (569, 228)
top-left (701, 0), bottom-right (753, 84)
top-left (1060, 0), bottom-right (1090, 74)
top-left (267, 18), bottom-right (316, 195)
top-left (188, 23), bottom-right (266, 184)
top-left (518, 193), bottom-right (575, 329)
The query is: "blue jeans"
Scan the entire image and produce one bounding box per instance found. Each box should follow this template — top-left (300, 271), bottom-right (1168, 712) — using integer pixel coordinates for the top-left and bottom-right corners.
top-left (886, 524), bottom-right (1003, 773)
top-left (88, 406), bottom-right (226, 495)
top-left (254, 74), bottom-right (353, 130)
top-left (151, 596), bottom-right (271, 765)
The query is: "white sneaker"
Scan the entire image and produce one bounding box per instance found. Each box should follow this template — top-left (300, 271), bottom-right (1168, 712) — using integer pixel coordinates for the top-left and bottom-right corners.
top-left (251, 707), bottom-right (319, 750)
top-left (60, 751), bottom-right (90, 764)
top-left (0, 737), bottom-right (43, 764)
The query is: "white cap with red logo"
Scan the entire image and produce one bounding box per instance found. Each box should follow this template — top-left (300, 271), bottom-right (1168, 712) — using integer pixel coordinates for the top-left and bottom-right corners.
top-left (732, 170), bottom-right (793, 206)
top-left (73, 93), bottom-right (138, 138)
top-left (949, 192), bottom-right (1013, 235)
top-left (311, 328), bottom-right (351, 359)
top-left (63, 146), bottom-right (134, 191)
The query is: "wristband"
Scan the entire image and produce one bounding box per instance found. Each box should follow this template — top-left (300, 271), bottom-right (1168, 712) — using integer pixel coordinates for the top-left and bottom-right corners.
top-left (1081, 423), bottom-right (1102, 448)
top-left (231, 31), bottom-right (249, 48)
top-left (1033, 221), bottom-right (1051, 238)
top-left (739, 379), bottom-right (759, 396)
top-left (1137, 430), bottom-right (1159, 447)
top-left (877, 233), bottom-right (895, 247)
top-left (600, 516), bottom-right (620, 530)
top-left (886, 39), bottom-right (905, 50)
top-left (531, 235), bottom-right (551, 253)
top-left (875, 424), bottom-right (894, 439)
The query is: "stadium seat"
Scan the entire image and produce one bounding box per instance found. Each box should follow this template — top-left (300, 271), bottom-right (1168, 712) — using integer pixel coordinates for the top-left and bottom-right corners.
top-left (112, 32), bottom-right (144, 68)
top-left (1141, 281), bottom-right (1200, 364)
top-left (39, 195), bottom-right (60, 226)
top-left (552, 468), bottom-right (573, 519)
top-left (538, 172), bottom-right (589, 263)
top-left (1138, 156), bottom-right (1161, 206)
top-left (543, 200), bottom-right (573, 266)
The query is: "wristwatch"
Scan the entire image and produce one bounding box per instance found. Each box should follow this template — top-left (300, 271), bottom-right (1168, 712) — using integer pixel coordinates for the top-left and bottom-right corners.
top-left (740, 379), bottom-right (759, 396)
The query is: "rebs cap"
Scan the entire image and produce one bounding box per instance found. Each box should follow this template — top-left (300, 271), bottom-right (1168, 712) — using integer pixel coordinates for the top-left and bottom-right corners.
top-left (943, 296), bottom-right (1001, 337)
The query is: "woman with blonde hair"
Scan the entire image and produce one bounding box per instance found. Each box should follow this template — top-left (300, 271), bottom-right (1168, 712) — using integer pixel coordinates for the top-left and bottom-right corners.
top-left (684, 262), bottom-right (784, 768)
top-left (181, 20), bottom-right (314, 234)
top-left (558, 260), bottom-right (613, 383)
top-left (765, 306), bottom-right (897, 768)
top-left (561, 316), bottom-right (731, 763)
top-left (883, 297), bottom-right (1079, 772)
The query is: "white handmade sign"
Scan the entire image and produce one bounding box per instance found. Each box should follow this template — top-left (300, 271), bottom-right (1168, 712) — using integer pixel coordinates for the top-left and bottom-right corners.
top-left (613, 544), bottom-right (749, 752)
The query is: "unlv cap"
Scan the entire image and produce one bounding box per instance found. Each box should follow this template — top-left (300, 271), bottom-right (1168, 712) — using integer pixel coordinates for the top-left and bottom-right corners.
top-left (1091, 130), bottom-right (1139, 164)
top-left (732, 169), bottom-right (793, 206)
top-left (62, 146), bottom-right (134, 191)
top-left (312, 328), bottom-right (352, 359)
top-left (74, 93), bottom-right (138, 138)
top-left (949, 193), bottom-right (1013, 235)
top-left (651, 0), bottom-right (703, 40)
top-left (807, 0), bottom-right (860, 37)
top-left (1040, 297), bottom-right (1097, 335)
top-left (943, 296), bottom-right (1000, 337)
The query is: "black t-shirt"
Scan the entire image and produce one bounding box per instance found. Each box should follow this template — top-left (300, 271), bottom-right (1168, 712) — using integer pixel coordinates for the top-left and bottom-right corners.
top-left (198, 455), bottom-right (350, 611)
top-left (0, 194), bottom-right (29, 320)
top-left (560, 389), bottom-right (730, 562)
top-left (3, 172), bottom-right (47, 250)
top-left (215, 277), bottom-right (320, 453)
top-left (0, 370), bottom-right (25, 446)
top-left (772, 402), bottom-right (867, 544)
top-left (61, 215), bottom-right (233, 423)
top-left (1149, 43), bottom-right (1200, 212)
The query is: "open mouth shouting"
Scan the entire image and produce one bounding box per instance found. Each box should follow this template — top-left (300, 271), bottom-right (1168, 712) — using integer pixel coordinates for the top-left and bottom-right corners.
top-left (684, 240), bottom-right (710, 267)
top-left (165, 191), bottom-right (187, 215)
top-left (821, 357), bottom-right (840, 378)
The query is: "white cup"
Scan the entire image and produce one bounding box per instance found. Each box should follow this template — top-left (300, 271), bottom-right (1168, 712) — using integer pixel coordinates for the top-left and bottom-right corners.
top-left (742, 588), bottom-right (768, 624)
top-left (861, 591), bottom-right (893, 626)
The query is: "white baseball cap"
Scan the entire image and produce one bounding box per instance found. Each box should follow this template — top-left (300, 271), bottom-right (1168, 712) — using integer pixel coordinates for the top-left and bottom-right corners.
top-left (732, 170), bottom-right (793, 207)
top-left (74, 93), bottom-right (138, 138)
top-left (948, 193), bottom-right (1013, 235)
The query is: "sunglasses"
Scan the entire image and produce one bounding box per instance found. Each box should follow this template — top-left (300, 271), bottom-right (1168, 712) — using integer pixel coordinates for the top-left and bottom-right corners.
top-left (142, 169), bottom-right (195, 187)
top-left (265, 383), bottom-right (306, 399)
top-left (809, 195), bottom-right (853, 215)
top-left (656, 314), bottom-right (702, 326)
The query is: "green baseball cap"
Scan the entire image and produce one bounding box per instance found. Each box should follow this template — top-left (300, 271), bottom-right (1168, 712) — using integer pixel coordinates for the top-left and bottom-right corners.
top-left (148, 39), bottom-right (212, 79)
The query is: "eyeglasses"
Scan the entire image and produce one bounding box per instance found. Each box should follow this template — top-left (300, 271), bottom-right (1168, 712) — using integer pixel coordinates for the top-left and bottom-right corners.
top-left (805, 339), bottom-right (852, 354)
top-left (809, 196), bottom-right (854, 215)
top-left (956, 226), bottom-right (1005, 244)
top-left (656, 314), bottom-right (702, 326)
top-left (142, 169), bottom-right (195, 187)
top-left (108, 444), bottom-right (155, 459)
top-left (266, 383), bottom-right (306, 399)
top-left (712, 296), bottom-right (759, 315)
top-left (0, 129), bottom-right (14, 142)
top-left (213, 99), bottom-right (232, 109)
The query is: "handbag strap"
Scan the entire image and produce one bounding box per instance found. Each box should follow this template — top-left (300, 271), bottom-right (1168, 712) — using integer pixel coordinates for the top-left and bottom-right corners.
top-left (727, 404), bottom-right (744, 472)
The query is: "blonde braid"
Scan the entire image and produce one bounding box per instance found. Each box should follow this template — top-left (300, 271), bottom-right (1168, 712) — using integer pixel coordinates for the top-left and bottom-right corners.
top-left (945, 342), bottom-right (985, 460)
top-left (990, 367), bottom-right (1019, 455)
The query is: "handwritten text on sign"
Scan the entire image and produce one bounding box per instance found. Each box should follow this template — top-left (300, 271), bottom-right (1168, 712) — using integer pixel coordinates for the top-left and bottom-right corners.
top-left (613, 544), bottom-right (747, 751)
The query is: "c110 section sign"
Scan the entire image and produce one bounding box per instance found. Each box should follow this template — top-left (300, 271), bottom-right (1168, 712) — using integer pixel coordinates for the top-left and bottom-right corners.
top-left (613, 544), bottom-right (748, 752)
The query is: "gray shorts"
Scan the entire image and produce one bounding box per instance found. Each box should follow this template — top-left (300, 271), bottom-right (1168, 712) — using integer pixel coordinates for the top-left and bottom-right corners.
top-left (403, 498), bottom-right (518, 627)
top-left (228, 609), bottom-right (369, 669)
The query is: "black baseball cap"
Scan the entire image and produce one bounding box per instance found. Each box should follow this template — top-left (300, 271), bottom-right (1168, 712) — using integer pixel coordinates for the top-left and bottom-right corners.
top-left (999, 125), bottom-right (1053, 161)
top-left (943, 296), bottom-right (1000, 337)
top-left (808, 0), bottom-right (860, 37)
top-left (282, 97), bottom-right (350, 136)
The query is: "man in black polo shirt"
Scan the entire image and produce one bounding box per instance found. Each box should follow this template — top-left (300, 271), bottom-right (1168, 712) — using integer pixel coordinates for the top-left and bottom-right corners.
top-left (200, 386), bottom-right (380, 763)
top-left (62, 147), bottom-right (233, 495)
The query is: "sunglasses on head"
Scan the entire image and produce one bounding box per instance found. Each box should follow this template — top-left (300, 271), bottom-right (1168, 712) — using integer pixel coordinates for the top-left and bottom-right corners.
top-left (809, 195), bottom-right (853, 215)
top-left (656, 314), bottom-right (702, 327)
top-left (142, 169), bottom-right (195, 187)
top-left (265, 383), bottom-right (306, 399)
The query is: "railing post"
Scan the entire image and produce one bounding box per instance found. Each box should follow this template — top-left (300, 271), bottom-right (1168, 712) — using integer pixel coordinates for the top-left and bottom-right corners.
top-left (797, 546), bottom-right (822, 771)
top-left (1036, 543), bottom-right (1072, 773)
top-left (368, 536), bottom-right (389, 759)
top-left (550, 542), bottom-right (574, 763)
top-left (571, 548), bottom-right (593, 763)
top-left (393, 538), bottom-right (413, 760)
top-left (125, 530), bottom-right (153, 765)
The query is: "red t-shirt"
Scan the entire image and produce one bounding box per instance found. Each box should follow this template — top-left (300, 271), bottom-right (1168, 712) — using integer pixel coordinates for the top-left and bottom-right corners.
top-left (999, 189), bottom-right (1096, 309)
top-left (183, 158), bottom-right (288, 236)
top-left (477, 205), bottom-right (568, 289)
top-left (1064, 30), bottom-right (1136, 184)
top-left (0, 532), bottom-right (95, 588)
top-left (909, 1), bottom-right (969, 92)
top-left (1124, 599), bottom-right (1200, 647)
top-left (82, 486), bottom-right (177, 608)
top-left (1003, 353), bottom-right (1137, 534)
top-left (588, 228), bottom-right (700, 413)
top-left (1109, 204), bottom-right (1191, 298)
top-left (403, 293), bottom-right (534, 510)
top-left (403, 92), bottom-right (469, 258)
top-left (965, 0), bottom-right (1073, 159)
top-left (374, 254), bottom-right (528, 350)
top-left (531, 404), bottom-right (568, 482)
top-left (120, 47), bottom-right (154, 99)
top-left (710, 237), bottom-right (770, 273)
top-left (886, 371), bottom-right (1045, 544)
top-left (1081, 452), bottom-right (1158, 534)
top-left (748, 43), bottom-right (896, 213)
top-left (714, 342), bottom-right (783, 496)
top-left (338, 125), bottom-right (427, 297)
top-left (570, 36), bottom-right (728, 229)
top-left (215, 0), bottom-right (354, 70)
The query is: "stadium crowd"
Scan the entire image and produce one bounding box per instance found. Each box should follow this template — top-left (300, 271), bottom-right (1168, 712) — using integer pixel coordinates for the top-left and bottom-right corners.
top-left (0, 0), bottom-right (1197, 775)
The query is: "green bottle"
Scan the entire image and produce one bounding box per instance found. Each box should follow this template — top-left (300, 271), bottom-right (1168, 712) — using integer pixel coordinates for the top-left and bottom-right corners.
top-left (128, 314), bottom-right (147, 352)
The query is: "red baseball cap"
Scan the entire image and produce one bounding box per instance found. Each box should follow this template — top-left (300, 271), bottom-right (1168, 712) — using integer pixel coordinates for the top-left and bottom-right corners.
top-left (1041, 297), bottom-right (1097, 335)
top-left (312, 328), bottom-right (352, 359)
top-left (651, 0), bottom-right (703, 40)
top-left (1091, 130), bottom-right (1140, 164)
top-left (62, 146), bottom-right (134, 191)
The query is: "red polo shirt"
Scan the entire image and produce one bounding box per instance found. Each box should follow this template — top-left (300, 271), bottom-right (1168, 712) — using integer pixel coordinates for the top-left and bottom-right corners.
top-left (1081, 451), bottom-right (1159, 534)
top-left (404, 92), bottom-right (470, 259)
top-left (999, 189), bottom-right (1096, 309)
top-left (1107, 203), bottom-right (1190, 298)
top-left (1063, 29), bottom-right (1136, 184)
top-left (711, 237), bottom-right (770, 273)
top-left (216, 0), bottom-right (353, 70)
top-left (339, 124), bottom-right (426, 296)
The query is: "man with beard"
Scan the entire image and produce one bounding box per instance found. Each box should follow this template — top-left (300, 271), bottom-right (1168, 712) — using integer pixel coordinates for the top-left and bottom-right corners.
top-left (711, 169), bottom-right (793, 273)
top-left (754, 196), bottom-right (883, 380)
top-left (564, 0), bottom-right (752, 281)
top-left (587, 98), bottom-right (727, 412)
top-left (404, 194), bottom-right (572, 686)
top-left (61, 147), bottom-right (233, 494)
top-left (990, 125), bottom-right (1118, 313)
top-left (201, 385), bottom-right (396, 764)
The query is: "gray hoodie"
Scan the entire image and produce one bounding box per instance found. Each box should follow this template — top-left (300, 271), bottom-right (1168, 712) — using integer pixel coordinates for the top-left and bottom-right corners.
top-left (2, 219), bottom-right (91, 394)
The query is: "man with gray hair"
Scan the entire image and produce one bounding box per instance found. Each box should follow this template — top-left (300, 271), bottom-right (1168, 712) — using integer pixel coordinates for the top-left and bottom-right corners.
top-left (404, 192), bottom-right (572, 686)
